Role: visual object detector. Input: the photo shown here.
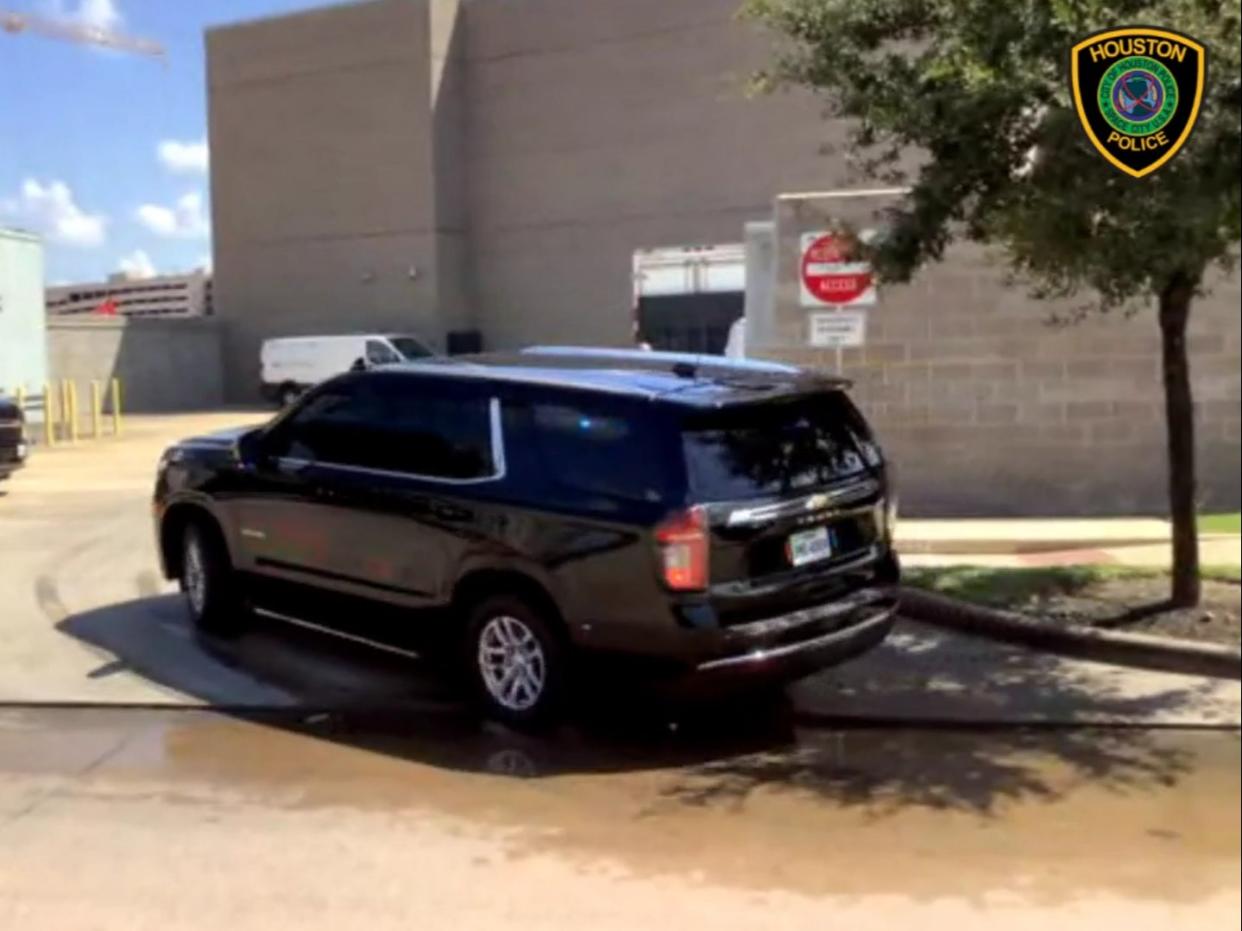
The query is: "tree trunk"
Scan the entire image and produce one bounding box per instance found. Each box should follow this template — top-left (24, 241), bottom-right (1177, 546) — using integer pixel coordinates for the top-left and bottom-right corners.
top-left (1157, 273), bottom-right (1200, 607)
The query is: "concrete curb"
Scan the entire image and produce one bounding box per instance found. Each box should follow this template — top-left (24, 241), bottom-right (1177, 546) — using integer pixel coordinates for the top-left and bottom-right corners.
top-left (900, 587), bottom-right (1242, 681)
top-left (896, 533), bottom-right (1240, 556)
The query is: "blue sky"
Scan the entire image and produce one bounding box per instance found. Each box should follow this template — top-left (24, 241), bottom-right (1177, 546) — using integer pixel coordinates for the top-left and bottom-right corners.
top-left (1, 0), bottom-right (345, 284)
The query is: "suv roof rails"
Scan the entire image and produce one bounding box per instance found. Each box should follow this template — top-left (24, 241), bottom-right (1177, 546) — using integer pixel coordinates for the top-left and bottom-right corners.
top-left (520, 345), bottom-right (804, 376)
top-left (519, 345), bottom-right (852, 389)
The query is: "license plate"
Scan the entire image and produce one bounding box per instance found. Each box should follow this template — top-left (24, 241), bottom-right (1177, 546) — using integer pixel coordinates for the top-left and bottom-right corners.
top-left (787, 526), bottom-right (834, 567)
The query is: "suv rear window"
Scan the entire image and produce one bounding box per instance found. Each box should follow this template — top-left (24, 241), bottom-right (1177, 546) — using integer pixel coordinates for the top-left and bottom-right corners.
top-left (682, 392), bottom-right (870, 500)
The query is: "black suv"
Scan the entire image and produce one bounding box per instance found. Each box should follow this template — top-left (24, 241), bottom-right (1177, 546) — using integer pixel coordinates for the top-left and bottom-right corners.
top-left (154, 348), bottom-right (899, 723)
top-left (0, 395), bottom-right (27, 483)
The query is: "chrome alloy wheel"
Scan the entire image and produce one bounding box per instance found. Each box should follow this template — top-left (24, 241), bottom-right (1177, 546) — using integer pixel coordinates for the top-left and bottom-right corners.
top-left (477, 615), bottom-right (547, 712)
top-left (183, 534), bottom-right (208, 618)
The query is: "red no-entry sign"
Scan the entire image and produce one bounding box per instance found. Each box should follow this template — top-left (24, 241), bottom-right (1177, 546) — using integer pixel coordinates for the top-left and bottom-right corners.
top-left (800, 233), bottom-right (876, 307)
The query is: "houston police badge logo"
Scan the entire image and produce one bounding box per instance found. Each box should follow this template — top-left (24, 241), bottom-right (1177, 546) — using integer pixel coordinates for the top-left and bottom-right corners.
top-left (1070, 27), bottom-right (1206, 178)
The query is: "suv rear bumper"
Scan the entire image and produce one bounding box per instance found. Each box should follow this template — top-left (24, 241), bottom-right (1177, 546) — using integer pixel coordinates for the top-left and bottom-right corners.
top-left (691, 586), bottom-right (898, 681)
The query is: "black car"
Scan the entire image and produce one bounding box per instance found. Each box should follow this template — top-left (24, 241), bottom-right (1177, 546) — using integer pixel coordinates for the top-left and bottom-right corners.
top-left (154, 348), bottom-right (899, 724)
top-left (0, 396), bottom-right (28, 482)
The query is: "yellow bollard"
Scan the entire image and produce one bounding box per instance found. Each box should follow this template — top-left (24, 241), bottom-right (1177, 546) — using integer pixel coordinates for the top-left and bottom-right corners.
top-left (67, 382), bottom-right (80, 444)
top-left (43, 383), bottom-right (56, 447)
top-left (69, 380), bottom-right (77, 443)
top-left (91, 381), bottom-right (103, 439)
top-left (59, 379), bottom-right (74, 444)
top-left (110, 378), bottom-right (123, 436)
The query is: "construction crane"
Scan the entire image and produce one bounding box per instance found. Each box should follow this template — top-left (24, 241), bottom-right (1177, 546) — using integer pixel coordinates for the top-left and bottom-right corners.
top-left (1, 7), bottom-right (165, 61)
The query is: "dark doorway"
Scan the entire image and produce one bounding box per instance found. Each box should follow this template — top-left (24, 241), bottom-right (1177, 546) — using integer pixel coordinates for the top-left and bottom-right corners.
top-left (637, 292), bottom-right (744, 356)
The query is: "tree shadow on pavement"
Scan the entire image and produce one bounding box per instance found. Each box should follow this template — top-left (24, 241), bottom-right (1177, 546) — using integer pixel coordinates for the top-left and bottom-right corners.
top-left (670, 618), bottom-right (1230, 818)
top-left (54, 595), bottom-right (1224, 821)
top-left (648, 724), bottom-right (1194, 821)
top-left (794, 620), bottom-right (1235, 730)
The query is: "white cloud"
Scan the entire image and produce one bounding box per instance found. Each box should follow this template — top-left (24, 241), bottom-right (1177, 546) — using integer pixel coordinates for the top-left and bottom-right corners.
top-left (117, 248), bottom-right (156, 279)
top-left (135, 191), bottom-right (210, 239)
top-left (42, 0), bottom-right (122, 30)
top-left (0, 178), bottom-right (107, 247)
top-left (76, 0), bottom-right (122, 29)
top-left (158, 139), bottom-right (209, 175)
top-left (197, 253), bottom-right (213, 273)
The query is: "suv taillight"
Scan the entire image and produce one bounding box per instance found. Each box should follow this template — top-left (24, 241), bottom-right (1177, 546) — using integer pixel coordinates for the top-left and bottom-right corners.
top-left (655, 505), bottom-right (709, 591)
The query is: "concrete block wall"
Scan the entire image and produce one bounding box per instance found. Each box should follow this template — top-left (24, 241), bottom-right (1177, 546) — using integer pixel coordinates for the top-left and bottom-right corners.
top-left (47, 319), bottom-right (224, 413)
top-left (756, 194), bottom-right (1242, 515)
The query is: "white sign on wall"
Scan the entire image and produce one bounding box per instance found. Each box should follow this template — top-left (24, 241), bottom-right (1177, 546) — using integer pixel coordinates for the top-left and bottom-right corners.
top-left (808, 311), bottom-right (866, 348)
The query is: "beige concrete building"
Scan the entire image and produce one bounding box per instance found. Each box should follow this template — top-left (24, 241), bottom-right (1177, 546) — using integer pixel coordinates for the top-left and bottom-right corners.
top-left (208, 0), bottom-right (1240, 514)
top-left (208, 0), bottom-right (830, 380)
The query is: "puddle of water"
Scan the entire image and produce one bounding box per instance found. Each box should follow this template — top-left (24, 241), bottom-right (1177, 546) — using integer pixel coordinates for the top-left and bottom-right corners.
top-left (2, 707), bottom-right (1237, 907)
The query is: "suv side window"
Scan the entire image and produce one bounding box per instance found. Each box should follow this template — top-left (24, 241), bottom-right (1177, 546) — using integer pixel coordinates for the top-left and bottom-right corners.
top-left (267, 381), bottom-right (378, 466)
top-left (530, 397), bottom-right (668, 503)
top-left (268, 376), bottom-right (495, 481)
top-left (367, 375), bottom-right (495, 479)
top-left (365, 339), bottom-right (401, 366)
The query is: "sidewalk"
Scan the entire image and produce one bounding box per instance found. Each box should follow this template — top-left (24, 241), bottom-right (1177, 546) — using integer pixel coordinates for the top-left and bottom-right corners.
top-left (897, 518), bottom-right (1241, 568)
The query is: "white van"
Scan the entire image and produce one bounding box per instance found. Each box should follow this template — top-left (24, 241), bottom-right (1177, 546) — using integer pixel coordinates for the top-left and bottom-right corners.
top-left (260, 333), bottom-right (435, 406)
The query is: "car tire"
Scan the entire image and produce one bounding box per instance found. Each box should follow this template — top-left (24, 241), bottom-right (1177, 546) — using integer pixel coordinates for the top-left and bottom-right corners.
top-left (180, 522), bottom-right (247, 636)
top-left (464, 594), bottom-right (568, 728)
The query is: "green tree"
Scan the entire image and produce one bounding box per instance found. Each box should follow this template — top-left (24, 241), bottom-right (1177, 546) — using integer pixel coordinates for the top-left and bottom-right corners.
top-left (746, 0), bottom-right (1241, 605)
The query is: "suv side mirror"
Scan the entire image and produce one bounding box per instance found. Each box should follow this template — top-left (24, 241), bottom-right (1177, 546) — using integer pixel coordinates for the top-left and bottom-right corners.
top-left (235, 429), bottom-right (271, 470)
top-left (351, 357), bottom-right (367, 372)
